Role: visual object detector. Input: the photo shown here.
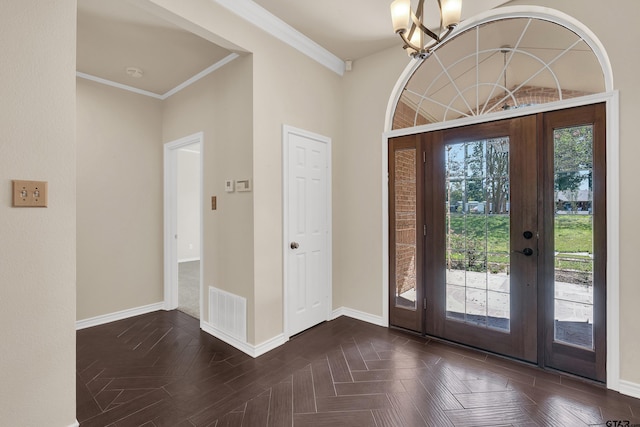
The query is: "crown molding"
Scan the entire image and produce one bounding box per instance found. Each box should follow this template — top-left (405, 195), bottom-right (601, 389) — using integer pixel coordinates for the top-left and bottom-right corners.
top-left (76, 53), bottom-right (240, 100)
top-left (162, 53), bottom-right (239, 99)
top-left (213, 0), bottom-right (345, 76)
top-left (76, 72), bottom-right (164, 99)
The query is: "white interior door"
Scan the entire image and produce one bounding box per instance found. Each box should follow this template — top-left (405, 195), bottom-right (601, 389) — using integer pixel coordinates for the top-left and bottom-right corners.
top-left (284, 126), bottom-right (331, 337)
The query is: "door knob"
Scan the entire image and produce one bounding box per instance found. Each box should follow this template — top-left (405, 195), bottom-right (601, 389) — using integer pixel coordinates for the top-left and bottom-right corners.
top-left (514, 248), bottom-right (534, 256)
top-left (290, 242), bottom-right (299, 249)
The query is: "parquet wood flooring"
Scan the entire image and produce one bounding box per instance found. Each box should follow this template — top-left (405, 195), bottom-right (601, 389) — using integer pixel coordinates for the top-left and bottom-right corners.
top-left (77, 310), bottom-right (640, 426)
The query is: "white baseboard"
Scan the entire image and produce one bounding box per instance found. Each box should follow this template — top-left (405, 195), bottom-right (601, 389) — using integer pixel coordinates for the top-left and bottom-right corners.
top-left (619, 379), bottom-right (640, 399)
top-left (68, 420), bottom-right (79, 427)
top-left (76, 302), bottom-right (165, 330)
top-left (201, 321), bottom-right (287, 358)
top-left (178, 257), bottom-right (200, 263)
top-left (332, 306), bottom-right (388, 327)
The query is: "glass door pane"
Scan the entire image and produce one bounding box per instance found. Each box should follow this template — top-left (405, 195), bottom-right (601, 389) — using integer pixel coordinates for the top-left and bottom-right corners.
top-left (394, 148), bottom-right (418, 311)
top-left (445, 138), bottom-right (511, 331)
top-left (553, 125), bottom-right (594, 349)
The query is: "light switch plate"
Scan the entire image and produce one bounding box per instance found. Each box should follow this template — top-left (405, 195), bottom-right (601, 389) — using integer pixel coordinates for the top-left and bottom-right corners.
top-left (12, 180), bottom-right (48, 207)
top-left (225, 179), bottom-right (234, 193)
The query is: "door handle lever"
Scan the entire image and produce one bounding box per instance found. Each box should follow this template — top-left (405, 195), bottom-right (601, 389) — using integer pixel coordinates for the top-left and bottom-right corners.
top-left (513, 248), bottom-right (534, 256)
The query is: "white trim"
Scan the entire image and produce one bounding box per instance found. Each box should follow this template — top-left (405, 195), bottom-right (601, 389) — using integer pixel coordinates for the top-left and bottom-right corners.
top-left (282, 125), bottom-right (333, 340)
top-left (619, 380), bottom-right (640, 400)
top-left (332, 307), bottom-right (388, 328)
top-left (164, 133), bottom-right (204, 318)
top-left (68, 420), bottom-right (80, 427)
top-left (76, 72), bottom-right (163, 99)
top-left (213, 0), bottom-right (344, 76)
top-left (605, 91), bottom-right (621, 391)
top-left (76, 53), bottom-right (240, 100)
top-left (178, 257), bottom-right (201, 263)
top-left (387, 92), bottom-right (615, 139)
top-left (201, 321), bottom-right (287, 358)
top-left (382, 136), bottom-right (390, 328)
top-left (162, 53), bottom-right (240, 99)
top-left (75, 302), bottom-right (164, 330)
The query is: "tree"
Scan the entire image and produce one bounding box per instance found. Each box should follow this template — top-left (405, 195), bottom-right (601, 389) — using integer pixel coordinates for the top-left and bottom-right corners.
top-left (554, 125), bottom-right (593, 212)
top-left (468, 138), bottom-right (509, 213)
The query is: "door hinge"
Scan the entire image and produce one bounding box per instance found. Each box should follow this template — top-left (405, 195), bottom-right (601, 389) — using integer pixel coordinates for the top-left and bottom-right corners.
top-left (423, 298), bottom-right (427, 310)
top-left (423, 151), bottom-right (426, 163)
top-left (423, 224), bottom-right (427, 236)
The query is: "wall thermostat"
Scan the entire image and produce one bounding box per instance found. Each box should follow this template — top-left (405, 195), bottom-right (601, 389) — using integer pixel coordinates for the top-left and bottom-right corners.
top-left (236, 179), bottom-right (252, 192)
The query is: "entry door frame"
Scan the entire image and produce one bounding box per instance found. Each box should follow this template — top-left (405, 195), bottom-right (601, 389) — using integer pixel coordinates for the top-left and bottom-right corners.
top-left (382, 91), bottom-right (620, 388)
top-left (282, 125), bottom-right (333, 339)
top-left (163, 132), bottom-right (204, 317)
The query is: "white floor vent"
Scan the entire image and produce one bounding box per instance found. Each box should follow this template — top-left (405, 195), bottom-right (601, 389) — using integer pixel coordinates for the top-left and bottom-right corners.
top-left (208, 286), bottom-right (247, 342)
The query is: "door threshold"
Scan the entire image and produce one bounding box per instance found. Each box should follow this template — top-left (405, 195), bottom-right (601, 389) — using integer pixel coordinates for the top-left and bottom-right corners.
top-left (389, 325), bottom-right (606, 387)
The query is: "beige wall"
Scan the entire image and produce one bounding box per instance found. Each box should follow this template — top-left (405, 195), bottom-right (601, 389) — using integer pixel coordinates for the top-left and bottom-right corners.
top-left (0, 0), bottom-right (77, 425)
top-left (335, 46), bottom-right (410, 314)
top-left (147, 0), bottom-right (343, 345)
top-left (162, 55), bottom-right (256, 339)
top-left (76, 79), bottom-right (164, 320)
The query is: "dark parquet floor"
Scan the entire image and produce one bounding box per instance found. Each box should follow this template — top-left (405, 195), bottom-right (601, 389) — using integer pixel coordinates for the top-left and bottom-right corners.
top-left (77, 310), bottom-right (640, 426)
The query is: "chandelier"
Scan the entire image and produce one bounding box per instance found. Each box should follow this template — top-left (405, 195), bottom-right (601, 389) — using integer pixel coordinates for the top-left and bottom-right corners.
top-left (390, 0), bottom-right (462, 59)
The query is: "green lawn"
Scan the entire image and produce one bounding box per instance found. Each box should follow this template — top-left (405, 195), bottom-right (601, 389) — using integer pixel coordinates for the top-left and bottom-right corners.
top-left (446, 214), bottom-right (593, 272)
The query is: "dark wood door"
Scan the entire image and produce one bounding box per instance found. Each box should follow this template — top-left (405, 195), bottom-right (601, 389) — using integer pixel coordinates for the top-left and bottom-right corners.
top-left (541, 104), bottom-right (607, 382)
top-left (388, 135), bottom-right (425, 332)
top-left (425, 116), bottom-right (539, 362)
top-left (388, 106), bottom-right (606, 381)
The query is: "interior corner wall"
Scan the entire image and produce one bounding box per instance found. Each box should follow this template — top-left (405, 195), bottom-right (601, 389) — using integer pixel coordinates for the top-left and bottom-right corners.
top-left (162, 55), bottom-right (255, 340)
top-left (0, 0), bottom-right (77, 425)
top-left (76, 78), bottom-right (164, 321)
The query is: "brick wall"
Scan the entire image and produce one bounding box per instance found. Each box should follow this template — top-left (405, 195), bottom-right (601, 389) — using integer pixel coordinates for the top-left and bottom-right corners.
top-left (392, 99), bottom-right (431, 130)
top-left (484, 86), bottom-right (592, 114)
top-left (394, 149), bottom-right (417, 297)
top-left (392, 86), bottom-right (593, 129)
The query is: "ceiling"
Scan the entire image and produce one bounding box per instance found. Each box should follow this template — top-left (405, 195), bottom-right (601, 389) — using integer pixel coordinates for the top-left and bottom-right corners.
top-left (253, 0), bottom-right (511, 60)
top-left (77, 0), bottom-right (511, 95)
top-left (77, 0), bottom-right (232, 95)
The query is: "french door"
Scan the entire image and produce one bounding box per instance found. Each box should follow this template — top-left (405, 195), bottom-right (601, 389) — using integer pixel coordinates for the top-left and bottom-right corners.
top-left (389, 104), bottom-right (606, 381)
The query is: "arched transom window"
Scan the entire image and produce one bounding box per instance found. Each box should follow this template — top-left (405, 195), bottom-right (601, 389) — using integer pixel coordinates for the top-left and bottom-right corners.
top-left (392, 16), bottom-right (606, 129)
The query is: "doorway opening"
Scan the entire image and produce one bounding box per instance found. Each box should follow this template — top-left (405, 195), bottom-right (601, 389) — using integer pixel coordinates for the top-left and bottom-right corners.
top-left (164, 133), bottom-right (204, 320)
top-left (388, 104), bottom-right (606, 382)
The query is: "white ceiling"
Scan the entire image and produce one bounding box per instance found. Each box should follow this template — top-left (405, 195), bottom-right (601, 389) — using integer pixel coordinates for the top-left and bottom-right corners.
top-left (77, 0), bottom-right (233, 95)
top-left (253, 0), bottom-right (511, 60)
top-left (77, 0), bottom-right (511, 94)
